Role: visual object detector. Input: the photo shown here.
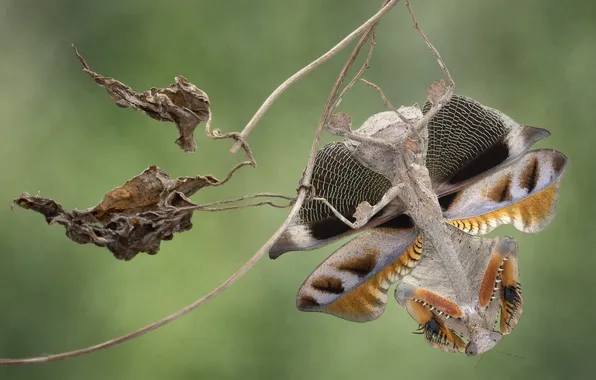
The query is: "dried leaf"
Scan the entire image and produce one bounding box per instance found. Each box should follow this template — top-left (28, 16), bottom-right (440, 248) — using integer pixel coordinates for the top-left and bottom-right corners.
top-left (91, 166), bottom-right (217, 222)
top-left (13, 166), bottom-right (220, 261)
top-left (73, 46), bottom-right (210, 152)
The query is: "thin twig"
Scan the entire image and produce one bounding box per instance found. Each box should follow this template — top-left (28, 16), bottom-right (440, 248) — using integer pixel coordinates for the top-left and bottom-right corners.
top-left (333, 30), bottom-right (377, 111)
top-left (360, 78), bottom-right (398, 111)
top-left (303, 0), bottom-right (393, 184)
top-left (230, 0), bottom-right (400, 153)
top-left (197, 193), bottom-right (294, 209)
top-left (204, 111), bottom-right (258, 180)
top-left (404, 0), bottom-right (455, 147)
top-left (198, 201), bottom-right (292, 212)
top-left (0, 1), bottom-right (394, 366)
top-left (360, 78), bottom-right (412, 126)
top-left (405, 0), bottom-right (454, 87)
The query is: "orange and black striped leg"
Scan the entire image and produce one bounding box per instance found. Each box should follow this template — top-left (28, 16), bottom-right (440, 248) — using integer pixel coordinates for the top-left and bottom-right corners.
top-left (396, 284), bottom-right (465, 353)
top-left (478, 237), bottom-right (518, 309)
top-left (499, 252), bottom-right (523, 335)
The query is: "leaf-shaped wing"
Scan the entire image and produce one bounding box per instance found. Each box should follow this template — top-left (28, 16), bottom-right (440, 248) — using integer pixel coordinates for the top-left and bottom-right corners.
top-left (441, 149), bottom-right (568, 234)
top-left (296, 215), bottom-right (418, 322)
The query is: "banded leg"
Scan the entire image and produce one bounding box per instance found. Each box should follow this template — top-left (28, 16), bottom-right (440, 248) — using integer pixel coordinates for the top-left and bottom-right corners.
top-left (499, 252), bottom-right (522, 335)
top-left (475, 237), bottom-right (522, 334)
top-left (396, 283), bottom-right (465, 353)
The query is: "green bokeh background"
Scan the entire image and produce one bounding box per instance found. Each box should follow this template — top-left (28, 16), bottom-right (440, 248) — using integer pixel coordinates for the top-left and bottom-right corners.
top-left (1, 1), bottom-right (594, 379)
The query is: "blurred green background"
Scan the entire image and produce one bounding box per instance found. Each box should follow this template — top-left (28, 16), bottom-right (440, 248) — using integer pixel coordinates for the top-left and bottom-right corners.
top-left (1, 0), bottom-right (594, 379)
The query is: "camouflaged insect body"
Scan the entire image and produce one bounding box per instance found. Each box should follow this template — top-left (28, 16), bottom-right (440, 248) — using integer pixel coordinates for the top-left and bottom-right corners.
top-left (270, 95), bottom-right (568, 355)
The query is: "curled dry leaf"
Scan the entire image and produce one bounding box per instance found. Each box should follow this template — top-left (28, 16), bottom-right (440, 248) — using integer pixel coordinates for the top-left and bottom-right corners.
top-left (13, 166), bottom-right (220, 261)
top-left (73, 46), bottom-right (210, 152)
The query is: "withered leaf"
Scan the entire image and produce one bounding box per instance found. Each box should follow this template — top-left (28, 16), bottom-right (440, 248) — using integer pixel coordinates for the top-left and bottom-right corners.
top-left (13, 166), bottom-right (220, 261)
top-left (91, 166), bottom-right (217, 222)
top-left (73, 46), bottom-right (210, 152)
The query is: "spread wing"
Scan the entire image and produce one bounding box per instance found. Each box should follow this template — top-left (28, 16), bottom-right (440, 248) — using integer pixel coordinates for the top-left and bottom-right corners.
top-left (441, 149), bottom-right (568, 234)
top-left (296, 215), bottom-right (419, 322)
top-left (270, 95), bottom-right (552, 258)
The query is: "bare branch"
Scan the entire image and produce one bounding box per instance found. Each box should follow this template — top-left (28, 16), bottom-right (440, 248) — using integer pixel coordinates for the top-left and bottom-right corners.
top-left (333, 30), bottom-right (377, 110)
top-left (230, 0), bottom-right (400, 153)
top-left (196, 193), bottom-right (294, 209)
top-left (198, 201), bottom-right (291, 212)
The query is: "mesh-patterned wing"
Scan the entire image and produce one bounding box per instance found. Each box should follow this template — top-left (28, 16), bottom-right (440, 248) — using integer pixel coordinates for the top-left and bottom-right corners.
top-left (424, 95), bottom-right (550, 195)
top-left (299, 142), bottom-right (392, 227)
top-left (270, 142), bottom-right (393, 258)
